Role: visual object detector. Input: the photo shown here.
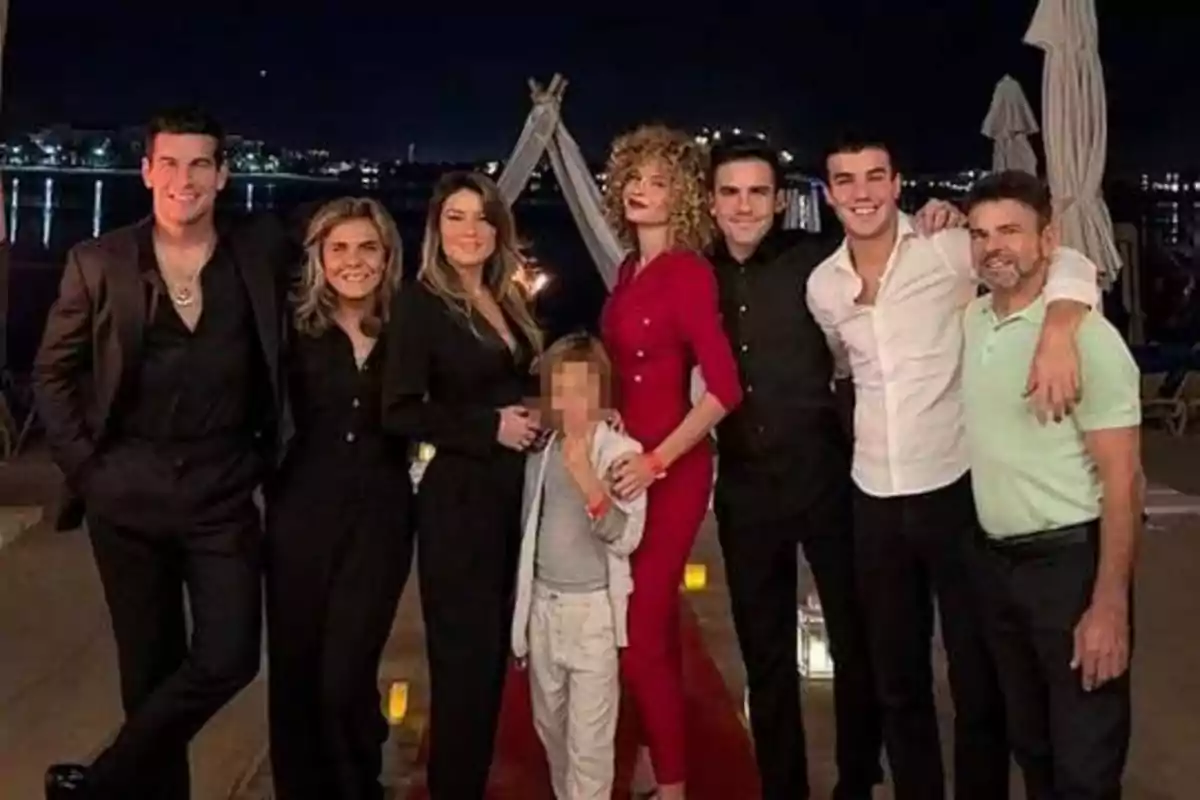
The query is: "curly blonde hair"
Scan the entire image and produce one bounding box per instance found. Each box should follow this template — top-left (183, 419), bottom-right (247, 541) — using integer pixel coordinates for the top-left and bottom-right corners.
top-left (602, 124), bottom-right (714, 254)
top-left (293, 196), bottom-right (403, 338)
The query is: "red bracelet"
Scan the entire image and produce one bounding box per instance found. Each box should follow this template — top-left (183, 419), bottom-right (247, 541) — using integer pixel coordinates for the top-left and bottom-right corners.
top-left (645, 451), bottom-right (667, 479)
top-left (587, 495), bottom-right (613, 520)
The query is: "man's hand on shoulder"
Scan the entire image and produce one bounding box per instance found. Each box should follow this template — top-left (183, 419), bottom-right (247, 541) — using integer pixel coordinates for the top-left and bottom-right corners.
top-left (914, 198), bottom-right (966, 236)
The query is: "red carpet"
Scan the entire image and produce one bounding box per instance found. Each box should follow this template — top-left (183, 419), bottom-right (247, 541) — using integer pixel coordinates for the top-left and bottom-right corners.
top-left (405, 604), bottom-right (760, 799)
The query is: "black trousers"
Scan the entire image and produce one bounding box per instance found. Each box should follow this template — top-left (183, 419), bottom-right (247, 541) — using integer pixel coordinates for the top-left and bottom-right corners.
top-left (853, 474), bottom-right (1009, 800)
top-left (717, 484), bottom-right (883, 800)
top-left (84, 501), bottom-right (263, 800)
top-left (266, 513), bottom-right (414, 800)
top-left (971, 524), bottom-right (1131, 800)
top-left (417, 457), bottom-right (523, 799)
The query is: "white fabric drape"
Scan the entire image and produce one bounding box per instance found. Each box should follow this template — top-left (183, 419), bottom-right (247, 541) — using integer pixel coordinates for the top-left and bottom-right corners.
top-left (497, 78), bottom-right (563, 208)
top-left (1025, 0), bottom-right (1121, 288)
top-left (982, 75), bottom-right (1040, 175)
top-left (545, 123), bottom-right (625, 289)
top-left (498, 76), bottom-right (625, 289)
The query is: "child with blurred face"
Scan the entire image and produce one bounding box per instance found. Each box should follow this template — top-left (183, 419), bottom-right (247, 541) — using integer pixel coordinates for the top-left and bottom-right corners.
top-left (511, 334), bottom-right (647, 800)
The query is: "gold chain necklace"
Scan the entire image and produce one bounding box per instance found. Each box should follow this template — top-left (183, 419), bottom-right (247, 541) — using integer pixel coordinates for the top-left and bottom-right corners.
top-left (154, 236), bottom-right (214, 308)
top-left (168, 276), bottom-right (200, 307)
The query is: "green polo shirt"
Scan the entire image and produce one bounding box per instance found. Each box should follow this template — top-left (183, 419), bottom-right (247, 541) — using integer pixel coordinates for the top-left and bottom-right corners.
top-left (962, 294), bottom-right (1141, 538)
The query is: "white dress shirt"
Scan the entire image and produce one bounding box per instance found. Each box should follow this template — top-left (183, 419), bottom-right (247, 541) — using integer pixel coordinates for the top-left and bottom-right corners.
top-left (806, 214), bottom-right (1099, 499)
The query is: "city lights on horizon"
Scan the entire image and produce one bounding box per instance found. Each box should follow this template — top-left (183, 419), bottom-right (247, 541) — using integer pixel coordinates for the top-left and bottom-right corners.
top-left (3, 123), bottom-right (1196, 196)
top-left (692, 126), bottom-right (794, 164)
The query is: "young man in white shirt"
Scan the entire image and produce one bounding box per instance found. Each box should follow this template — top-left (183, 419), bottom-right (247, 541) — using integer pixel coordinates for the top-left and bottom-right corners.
top-left (805, 136), bottom-right (1099, 800)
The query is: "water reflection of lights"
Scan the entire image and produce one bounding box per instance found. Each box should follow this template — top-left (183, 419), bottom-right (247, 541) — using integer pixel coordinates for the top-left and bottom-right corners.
top-left (42, 177), bottom-right (54, 248)
top-left (3, 176), bottom-right (278, 248)
top-left (8, 177), bottom-right (18, 242)
top-left (1160, 200), bottom-right (1181, 244)
top-left (92, 180), bottom-right (103, 238)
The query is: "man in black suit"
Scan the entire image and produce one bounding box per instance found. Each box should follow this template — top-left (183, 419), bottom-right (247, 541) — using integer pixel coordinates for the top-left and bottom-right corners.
top-left (33, 107), bottom-right (292, 799)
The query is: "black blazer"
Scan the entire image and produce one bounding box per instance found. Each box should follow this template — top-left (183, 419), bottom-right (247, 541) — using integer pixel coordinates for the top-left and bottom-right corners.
top-left (32, 214), bottom-right (296, 515)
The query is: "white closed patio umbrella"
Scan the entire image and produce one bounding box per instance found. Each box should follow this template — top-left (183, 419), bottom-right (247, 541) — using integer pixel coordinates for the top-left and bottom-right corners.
top-left (1, 0), bottom-right (8, 378)
top-left (1025, 0), bottom-right (1121, 288)
top-left (0, 0), bottom-right (8, 245)
top-left (982, 75), bottom-right (1040, 175)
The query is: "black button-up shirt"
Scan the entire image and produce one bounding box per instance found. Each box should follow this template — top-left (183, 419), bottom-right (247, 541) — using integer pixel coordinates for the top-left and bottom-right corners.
top-left (710, 228), bottom-right (852, 523)
top-left (267, 328), bottom-right (412, 536)
top-left (120, 234), bottom-right (268, 445)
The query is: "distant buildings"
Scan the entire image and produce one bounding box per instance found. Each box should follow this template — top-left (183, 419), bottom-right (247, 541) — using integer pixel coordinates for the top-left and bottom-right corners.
top-left (1, 123), bottom-right (1186, 229)
top-left (0, 125), bottom-right (333, 176)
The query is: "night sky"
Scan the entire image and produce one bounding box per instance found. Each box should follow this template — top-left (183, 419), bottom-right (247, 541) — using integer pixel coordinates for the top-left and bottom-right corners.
top-left (4, 3), bottom-right (1198, 171)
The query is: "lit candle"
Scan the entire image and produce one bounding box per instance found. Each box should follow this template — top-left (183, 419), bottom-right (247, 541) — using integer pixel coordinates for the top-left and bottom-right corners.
top-left (682, 563), bottom-right (707, 591)
top-left (387, 681), bottom-right (409, 724)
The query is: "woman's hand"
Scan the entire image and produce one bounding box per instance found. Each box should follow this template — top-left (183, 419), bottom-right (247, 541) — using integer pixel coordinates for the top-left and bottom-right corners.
top-left (609, 452), bottom-right (658, 501)
top-left (497, 406), bottom-right (541, 451)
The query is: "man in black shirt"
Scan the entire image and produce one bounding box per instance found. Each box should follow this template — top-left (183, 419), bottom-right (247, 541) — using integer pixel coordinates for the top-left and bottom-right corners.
top-left (34, 108), bottom-right (291, 799)
top-left (707, 136), bottom-right (883, 800)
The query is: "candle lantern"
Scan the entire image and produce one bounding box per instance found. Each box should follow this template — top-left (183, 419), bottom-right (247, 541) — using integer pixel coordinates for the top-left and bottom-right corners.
top-left (410, 442), bottom-right (436, 487)
top-left (386, 680), bottom-right (410, 725)
top-left (745, 591), bottom-right (835, 724)
top-left (797, 591), bottom-right (834, 680)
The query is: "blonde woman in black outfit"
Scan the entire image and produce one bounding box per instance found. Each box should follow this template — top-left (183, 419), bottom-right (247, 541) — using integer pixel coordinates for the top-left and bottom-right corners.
top-left (383, 172), bottom-right (543, 798)
top-left (266, 197), bottom-right (413, 800)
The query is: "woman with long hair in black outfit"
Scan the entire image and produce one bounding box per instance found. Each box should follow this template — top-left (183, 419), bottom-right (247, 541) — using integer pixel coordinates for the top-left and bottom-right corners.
top-left (265, 196), bottom-right (414, 800)
top-left (382, 171), bottom-right (544, 798)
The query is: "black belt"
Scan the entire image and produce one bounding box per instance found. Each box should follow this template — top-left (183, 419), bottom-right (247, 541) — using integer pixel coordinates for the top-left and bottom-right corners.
top-left (987, 520), bottom-right (1098, 560)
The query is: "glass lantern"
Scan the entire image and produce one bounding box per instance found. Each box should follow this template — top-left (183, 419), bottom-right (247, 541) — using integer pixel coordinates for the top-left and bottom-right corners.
top-left (746, 591), bottom-right (835, 724)
top-left (386, 680), bottom-right (410, 725)
top-left (410, 442), bottom-right (436, 488)
top-left (797, 591), bottom-right (834, 680)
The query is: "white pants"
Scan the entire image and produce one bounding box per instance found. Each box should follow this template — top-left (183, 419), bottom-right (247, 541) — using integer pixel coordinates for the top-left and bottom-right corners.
top-left (528, 582), bottom-right (620, 800)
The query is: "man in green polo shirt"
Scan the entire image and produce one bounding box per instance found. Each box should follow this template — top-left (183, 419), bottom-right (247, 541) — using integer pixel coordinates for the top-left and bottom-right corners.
top-left (962, 170), bottom-right (1142, 800)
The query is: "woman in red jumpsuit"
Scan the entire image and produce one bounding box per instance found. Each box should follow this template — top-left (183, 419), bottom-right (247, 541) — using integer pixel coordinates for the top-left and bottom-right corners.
top-left (600, 125), bottom-right (743, 799)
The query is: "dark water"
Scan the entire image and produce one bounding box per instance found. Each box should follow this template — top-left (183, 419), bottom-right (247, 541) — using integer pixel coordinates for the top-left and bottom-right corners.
top-left (2, 170), bottom-right (608, 374)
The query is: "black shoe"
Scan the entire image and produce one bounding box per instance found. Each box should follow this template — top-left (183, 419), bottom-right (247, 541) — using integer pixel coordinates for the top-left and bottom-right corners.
top-left (54, 494), bottom-right (85, 532)
top-left (45, 764), bottom-right (89, 798)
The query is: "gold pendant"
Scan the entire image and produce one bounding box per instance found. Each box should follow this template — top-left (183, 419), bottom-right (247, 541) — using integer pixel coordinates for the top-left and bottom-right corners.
top-left (171, 286), bottom-right (196, 307)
